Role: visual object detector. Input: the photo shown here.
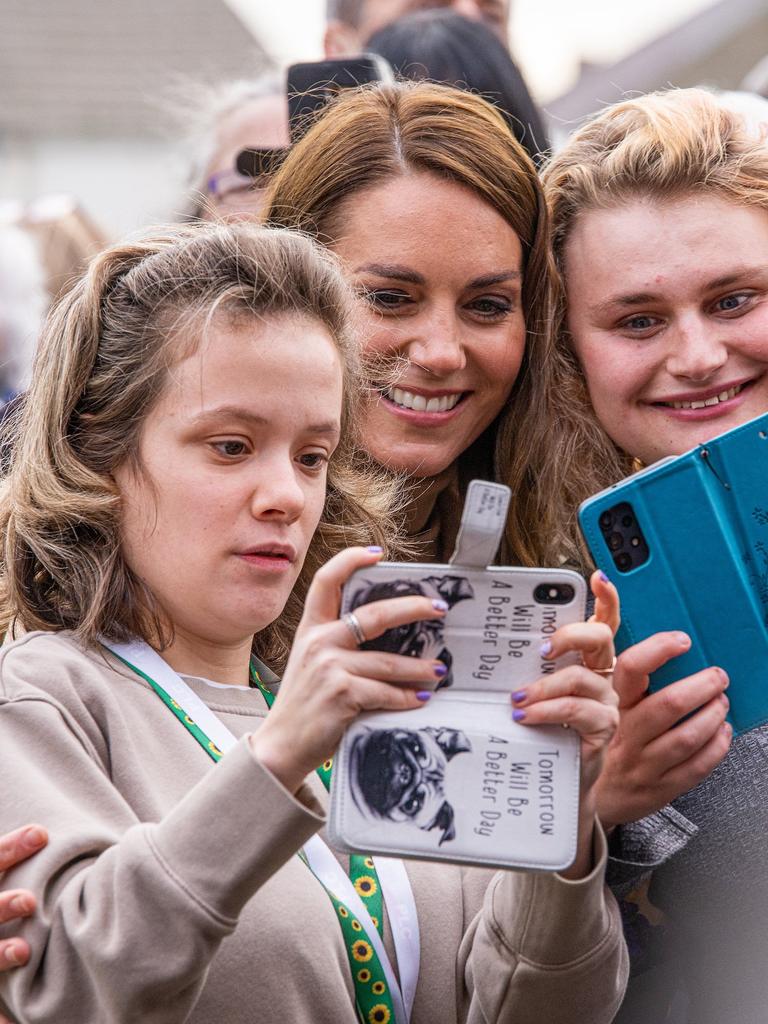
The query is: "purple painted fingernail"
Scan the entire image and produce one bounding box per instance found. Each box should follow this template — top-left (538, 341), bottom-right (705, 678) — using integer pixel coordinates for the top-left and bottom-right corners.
top-left (512, 708), bottom-right (526, 722)
top-left (599, 570), bottom-right (610, 584)
top-left (433, 599), bottom-right (449, 612)
top-left (540, 639), bottom-right (553, 656)
top-left (511, 689), bottom-right (527, 703)
top-left (417, 691), bottom-right (432, 702)
top-left (434, 663), bottom-right (448, 677)
top-left (367, 546), bottom-right (383, 554)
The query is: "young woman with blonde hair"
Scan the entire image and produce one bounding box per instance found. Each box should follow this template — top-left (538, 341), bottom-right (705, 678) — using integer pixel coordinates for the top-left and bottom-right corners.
top-left (0, 219), bottom-right (626, 1023)
top-left (543, 87), bottom-right (768, 1023)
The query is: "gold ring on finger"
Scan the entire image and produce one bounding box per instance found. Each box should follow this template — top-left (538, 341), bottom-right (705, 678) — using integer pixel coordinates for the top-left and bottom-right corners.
top-left (585, 655), bottom-right (617, 677)
top-left (342, 611), bottom-right (366, 647)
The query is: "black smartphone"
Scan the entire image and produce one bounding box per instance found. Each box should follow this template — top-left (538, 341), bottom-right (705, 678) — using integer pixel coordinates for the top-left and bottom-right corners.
top-left (286, 55), bottom-right (394, 143)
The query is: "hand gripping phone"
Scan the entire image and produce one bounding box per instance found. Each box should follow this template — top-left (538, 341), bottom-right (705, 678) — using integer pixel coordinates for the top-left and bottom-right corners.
top-left (328, 481), bottom-right (583, 871)
top-left (579, 410), bottom-right (768, 735)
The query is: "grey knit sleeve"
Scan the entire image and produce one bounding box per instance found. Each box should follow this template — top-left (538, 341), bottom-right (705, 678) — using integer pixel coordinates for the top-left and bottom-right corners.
top-left (606, 806), bottom-right (699, 897)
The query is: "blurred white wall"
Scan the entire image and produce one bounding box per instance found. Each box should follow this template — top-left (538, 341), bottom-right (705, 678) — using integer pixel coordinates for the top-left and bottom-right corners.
top-left (0, 139), bottom-right (190, 239)
top-left (0, 0), bottom-right (271, 241)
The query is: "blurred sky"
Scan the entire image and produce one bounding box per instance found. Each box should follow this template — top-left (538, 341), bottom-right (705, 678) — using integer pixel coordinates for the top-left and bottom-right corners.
top-left (227, 0), bottom-right (713, 102)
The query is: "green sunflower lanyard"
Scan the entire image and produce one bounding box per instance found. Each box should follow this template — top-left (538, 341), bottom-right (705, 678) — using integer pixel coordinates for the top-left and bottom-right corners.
top-left (105, 641), bottom-right (412, 1024)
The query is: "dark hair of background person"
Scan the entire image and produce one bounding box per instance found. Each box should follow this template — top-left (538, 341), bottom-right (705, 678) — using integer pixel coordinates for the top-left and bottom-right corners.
top-left (366, 10), bottom-right (549, 165)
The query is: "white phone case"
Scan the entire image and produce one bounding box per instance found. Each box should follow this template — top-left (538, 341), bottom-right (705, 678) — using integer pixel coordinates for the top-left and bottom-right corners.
top-left (329, 562), bottom-right (585, 871)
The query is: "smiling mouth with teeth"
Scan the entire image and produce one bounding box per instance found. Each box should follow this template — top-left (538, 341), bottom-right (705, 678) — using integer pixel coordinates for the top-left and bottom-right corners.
top-left (383, 387), bottom-right (465, 413)
top-left (656, 382), bottom-right (749, 410)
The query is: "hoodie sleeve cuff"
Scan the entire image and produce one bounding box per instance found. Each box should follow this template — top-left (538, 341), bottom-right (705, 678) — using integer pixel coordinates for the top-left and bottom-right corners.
top-left (489, 824), bottom-right (619, 965)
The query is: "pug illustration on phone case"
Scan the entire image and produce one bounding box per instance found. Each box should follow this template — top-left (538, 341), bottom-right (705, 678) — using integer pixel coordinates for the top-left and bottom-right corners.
top-left (349, 725), bottom-right (472, 845)
top-left (348, 574), bottom-right (474, 688)
top-left (331, 559), bottom-right (585, 871)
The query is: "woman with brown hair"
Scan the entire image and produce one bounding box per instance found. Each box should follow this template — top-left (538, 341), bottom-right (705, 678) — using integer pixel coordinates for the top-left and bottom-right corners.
top-left (263, 80), bottom-right (580, 570)
top-left (0, 217), bottom-right (626, 1022)
top-left (542, 87), bottom-right (768, 1022)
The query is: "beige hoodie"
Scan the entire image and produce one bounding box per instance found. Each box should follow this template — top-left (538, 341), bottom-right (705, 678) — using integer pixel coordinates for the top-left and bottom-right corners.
top-left (0, 631), bottom-right (627, 1024)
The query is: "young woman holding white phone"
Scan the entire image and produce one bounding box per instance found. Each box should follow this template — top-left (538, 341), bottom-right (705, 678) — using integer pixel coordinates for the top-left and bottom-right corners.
top-left (0, 220), bottom-right (625, 1023)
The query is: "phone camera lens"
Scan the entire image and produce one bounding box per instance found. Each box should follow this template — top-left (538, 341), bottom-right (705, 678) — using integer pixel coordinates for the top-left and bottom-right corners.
top-left (608, 532), bottom-right (623, 552)
top-left (533, 583), bottom-right (575, 604)
top-left (599, 511), bottom-right (613, 530)
top-left (621, 514), bottom-right (633, 528)
top-left (615, 552), bottom-right (632, 572)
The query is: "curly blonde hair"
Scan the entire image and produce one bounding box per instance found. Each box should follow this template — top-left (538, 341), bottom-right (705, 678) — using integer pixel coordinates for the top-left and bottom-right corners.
top-left (542, 87), bottom-right (768, 563)
top-left (0, 222), bottom-right (401, 670)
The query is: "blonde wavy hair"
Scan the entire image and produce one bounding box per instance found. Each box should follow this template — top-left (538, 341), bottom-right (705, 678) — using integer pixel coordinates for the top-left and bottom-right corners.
top-left (542, 87), bottom-right (768, 563)
top-left (0, 222), bottom-right (400, 670)
top-left (264, 80), bottom-right (574, 567)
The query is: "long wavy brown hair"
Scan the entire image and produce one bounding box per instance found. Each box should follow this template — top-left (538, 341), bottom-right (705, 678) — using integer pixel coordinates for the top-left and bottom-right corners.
top-left (0, 222), bottom-right (401, 670)
top-left (263, 81), bottom-right (577, 567)
top-left (542, 88), bottom-right (768, 563)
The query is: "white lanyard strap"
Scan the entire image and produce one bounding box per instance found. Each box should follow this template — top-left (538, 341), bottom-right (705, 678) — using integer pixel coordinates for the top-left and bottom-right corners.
top-left (372, 856), bottom-right (421, 1016)
top-left (104, 639), bottom-right (419, 1024)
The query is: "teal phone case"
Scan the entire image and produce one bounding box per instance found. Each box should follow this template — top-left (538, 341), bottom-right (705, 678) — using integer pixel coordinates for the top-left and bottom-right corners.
top-left (579, 411), bottom-right (768, 735)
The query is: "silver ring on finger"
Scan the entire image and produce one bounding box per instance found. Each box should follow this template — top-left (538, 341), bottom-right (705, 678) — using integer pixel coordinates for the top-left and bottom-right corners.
top-left (342, 611), bottom-right (367, 647)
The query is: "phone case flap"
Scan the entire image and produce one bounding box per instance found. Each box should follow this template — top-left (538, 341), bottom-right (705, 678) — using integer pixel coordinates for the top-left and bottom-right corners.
top-left (449, 480), bottom-right (511, 569)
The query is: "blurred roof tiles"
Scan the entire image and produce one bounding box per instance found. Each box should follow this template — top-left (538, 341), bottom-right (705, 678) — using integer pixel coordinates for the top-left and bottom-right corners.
top-left (0, 0), bottom-right (271, 138)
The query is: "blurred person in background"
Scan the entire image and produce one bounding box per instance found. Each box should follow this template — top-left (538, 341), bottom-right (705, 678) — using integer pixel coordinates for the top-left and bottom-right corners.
top-left (16, 196), bottom-right (107, 304)
top-left (181, 76), bottom-right (290, 221)
top-left (0, 224), bottom-right (47, 408)
top-left (325, 0), bottom-right (512, 54)
top-left (183, 1), bottom-right (531, 221)
top-left (366, 10), bottom-right (549, 164)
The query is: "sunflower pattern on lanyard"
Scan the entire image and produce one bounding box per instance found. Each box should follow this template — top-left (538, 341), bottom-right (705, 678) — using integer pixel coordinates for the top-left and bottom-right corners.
top-left (254, 667), bottom-right (397, 1024)
top-left (112, 649), bottom-right (401, 1024)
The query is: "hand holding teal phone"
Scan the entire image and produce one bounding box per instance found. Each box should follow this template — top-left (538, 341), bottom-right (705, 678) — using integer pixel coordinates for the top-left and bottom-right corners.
top-left (579, 410), bottom-right (768, 736)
